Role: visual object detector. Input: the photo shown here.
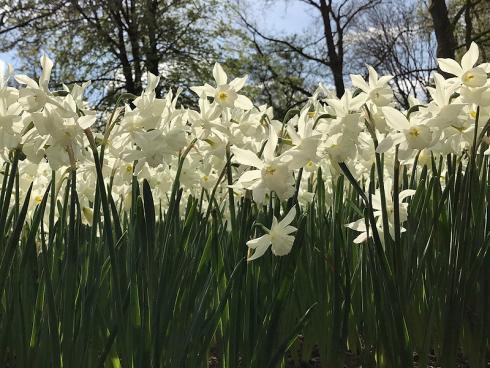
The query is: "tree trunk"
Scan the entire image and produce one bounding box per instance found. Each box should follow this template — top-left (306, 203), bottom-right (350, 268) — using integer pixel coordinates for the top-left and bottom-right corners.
top-left (429, 0), bottom-right (457, 59)
top-left (464, 0), bottom-right (473, 50)
top-left (126, 0), bottom-right (143, 95)
top-left (319, 0), bottom-right (345, 97)
top-left (145, 0), bottom-right (162, 96)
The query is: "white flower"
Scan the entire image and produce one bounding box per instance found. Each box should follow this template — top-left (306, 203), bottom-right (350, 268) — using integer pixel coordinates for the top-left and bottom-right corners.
top-left (281, 109), bottom-right (321, 169)
top-left (350, 65), bottom-right (393, 106)
top-left (15, 54), bottom-right (53, 112)
top-left (188, 93), bottom-right (222, 136)
top-left (191, 63), bottom-right (254, 110)
top-left (319, 132), bottom-right (357, 163)
top-left (426, 72), bottom-right (465, 128)
top-left (346, 182), bottom-right (416, 243)
top-left (377, 107), bottom-right (433, 154)
top-left (247, 207), bottom-right (297, 261)
top-left (324, 89), bottom-right (366, 119)
top-left (438, 42), bottom-right (490, 88)
top-left (230, 127), bottom-right (295, 201)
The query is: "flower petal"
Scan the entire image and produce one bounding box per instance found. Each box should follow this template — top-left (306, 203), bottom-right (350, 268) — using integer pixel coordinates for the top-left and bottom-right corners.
top-left (346, 218), bottom-right (367, 232)
top-left (229, 76), bottom-right (248, 91)
top-left (213, 63), bottom-right (227, 85)
top-left (376, 135), bottom-right (394, 153)
top-left (15, 74), bottom-right (39, 89)
top-left (263, 127), bottom-right (278, 161)
top-left (381, 106), bottom-right (410, 130)
top-left (282, 225), bottom-right (297, 235)
top-left (350, 74), bottom-right (369, 92)
top-left (78, 115), bottom-right (96, 130)
top-left (39, 53), bottom-right (54, 90)
top-left (230, 146), bottom-right (264, 168)
top-left (399, 189), bottom-right (416, 201)
top-left (247, 234), bottom-right (271, 261)
top-left (353, 232), bottom-right (368, 244)
top-left (247, 233), bottom-right (271, 249)
top-left (461, 42), bottom-right (479, 70)
top-left (234, 94), bottom-right (254, 110)
top-left (437, 58), bottom-right (463, 76)
top-left (237, 169), bottom-right (262, 183)
top-left (278, 206), bottom-right (296, 227)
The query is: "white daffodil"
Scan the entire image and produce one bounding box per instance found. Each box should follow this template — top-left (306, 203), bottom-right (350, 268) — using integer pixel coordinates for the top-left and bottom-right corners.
top-left (191, 63), bottom-right (254, 110)
top-left (350, 65), bottom-right (393, 106)
top-left (426, 72), bottom-right (465, 128)
top-left (324, 89), bottom-right (366, 120)
top-left (377, 107), bottom-right (433, 155)
top-left (188, 93), bottom-right (222, 137)
top-left (247, 207), bottom-right (297, 261)
top-left (15, 54), bottom-right (53, 112)
top-left (281, 109), bottom-right (321, 169)
top-left (0, 86), bottom-right (22, 150)
top-left (230, 127), bottom-right (295, 201)
top-left (438, 42), bottom-right (490, 88)
top-left (346, 182), bottom-right (416, 243)
top-left (319, 132), bottom-right (358, 163)
top-left (122, 115), bottom-right (188, 175)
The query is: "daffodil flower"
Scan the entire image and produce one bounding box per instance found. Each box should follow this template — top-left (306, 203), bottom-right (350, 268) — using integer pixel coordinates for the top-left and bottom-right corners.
top-left (230, 127), bottom-right (296, 201)
top-left (188, 93), bottom-right (222, 137)
top-left (15, 54), bottom-right (53, 112)
top-left (376, 106), bottom-right (433, 156)
top-left (346, 181), bottom-right (415, 243)
top-left (426, 72), bottom-right (465, 128)
top-left (350, 65), bottom-right (393, 106)
top-left (438, 42), bottom-right (490, 88)
top-left (247, 207), bottom-right (297, 261)
top-left (191, 63), bottom-right (254, 110)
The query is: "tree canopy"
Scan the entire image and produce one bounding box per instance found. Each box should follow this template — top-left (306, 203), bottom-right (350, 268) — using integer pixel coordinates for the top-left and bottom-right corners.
top-left (1, 0), bottom-right (488, 115)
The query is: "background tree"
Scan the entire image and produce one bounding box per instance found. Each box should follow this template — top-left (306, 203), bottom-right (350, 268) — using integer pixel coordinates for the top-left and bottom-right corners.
top-left (449, 0), bottom-right (490, 57)
top-left (232, 0), bottom-right (489, 111)
top-left (1, 0), bottom-right (489, 113)
top-left (237, 0), bottom-right (381, 100)
top-left (350, 1), bottom-right (436, 107)
top-left (0, 0), bottom-right (223, 107)
top-left (429, 0), bottom-right (458, 59)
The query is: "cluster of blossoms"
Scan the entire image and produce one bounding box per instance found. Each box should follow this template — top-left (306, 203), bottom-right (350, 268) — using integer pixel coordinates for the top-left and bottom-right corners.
top-left (0, 43), bottom-right (489, 260)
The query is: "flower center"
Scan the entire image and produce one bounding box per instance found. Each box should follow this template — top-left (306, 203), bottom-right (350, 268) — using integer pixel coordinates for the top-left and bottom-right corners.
top-left (408, 127), bottom-right (420, 137)
top-left (217, 91), bottom-right (228, 102)
top-left (264, 165), bottom-right (276, 175)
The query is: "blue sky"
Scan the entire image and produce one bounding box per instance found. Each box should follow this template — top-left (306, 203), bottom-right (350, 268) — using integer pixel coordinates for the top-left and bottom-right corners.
top-left (250, 0), bottom-right (312, 34)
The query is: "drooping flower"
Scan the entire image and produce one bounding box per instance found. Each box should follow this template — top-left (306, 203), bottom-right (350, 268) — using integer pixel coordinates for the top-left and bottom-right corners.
top-left (247, 207), bottom-right (297, 261)
top-left (346, 181), bottom-right (416, 243)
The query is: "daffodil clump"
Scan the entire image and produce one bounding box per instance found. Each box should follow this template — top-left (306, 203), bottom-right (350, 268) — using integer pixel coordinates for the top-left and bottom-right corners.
top-left (0, 43), bottom-right (488, 367)
top-left (3, 45), bottom-right (489, 257)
